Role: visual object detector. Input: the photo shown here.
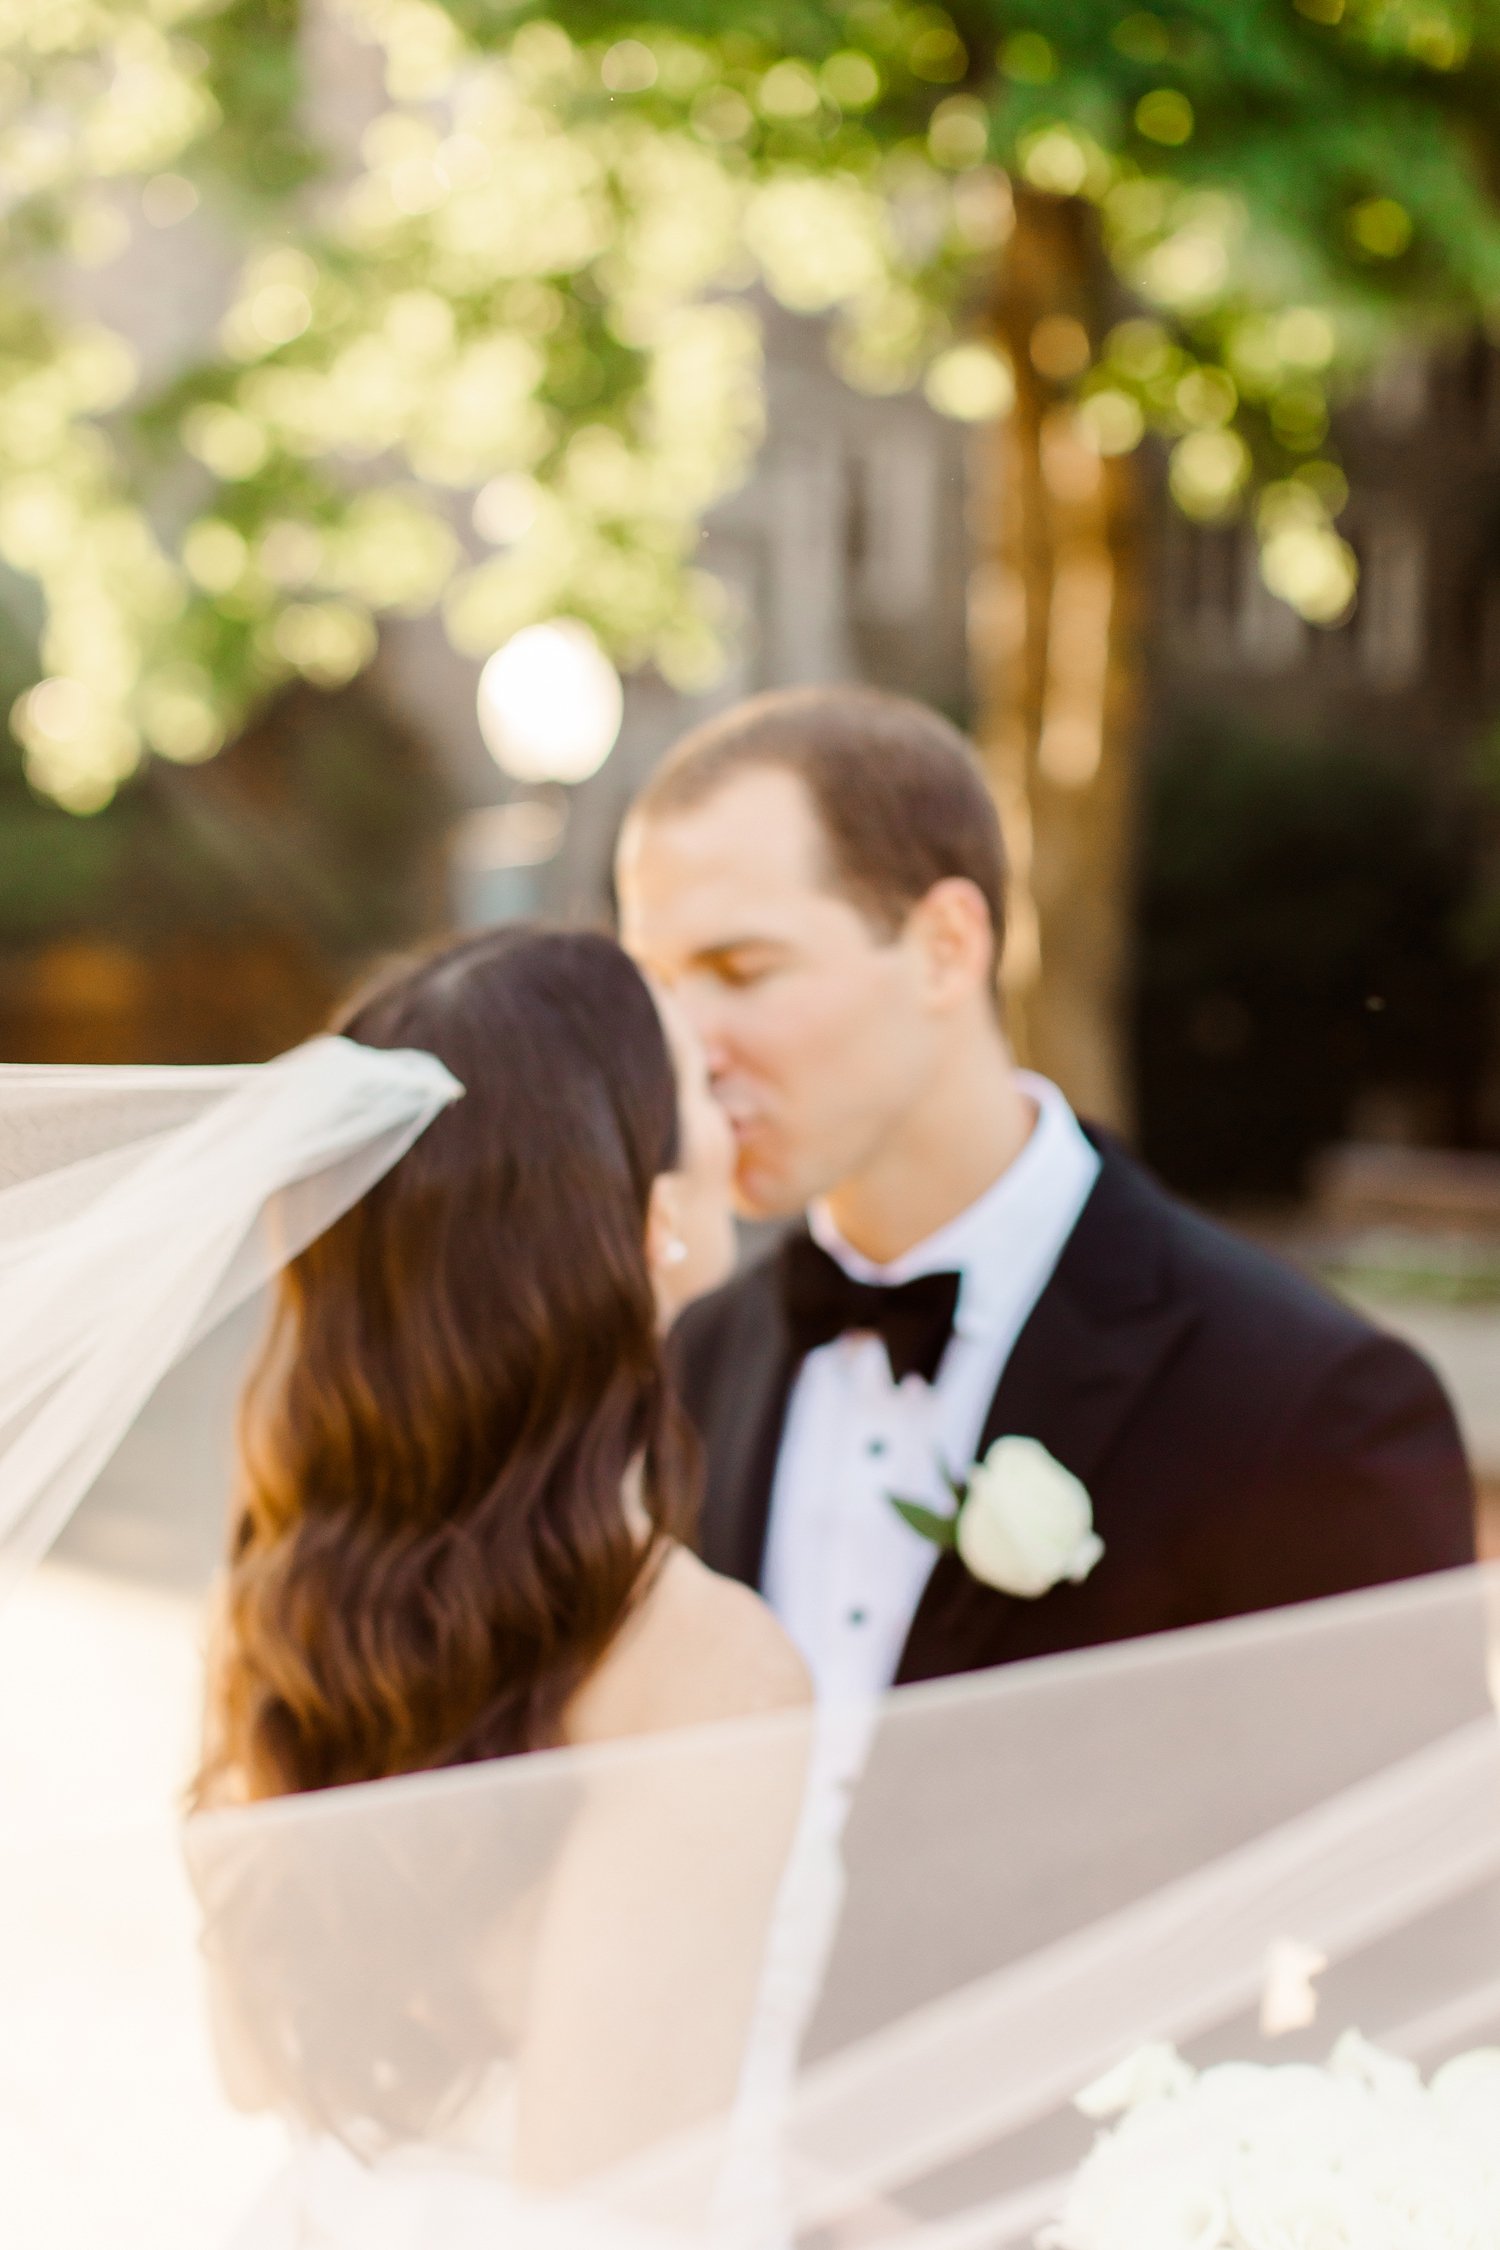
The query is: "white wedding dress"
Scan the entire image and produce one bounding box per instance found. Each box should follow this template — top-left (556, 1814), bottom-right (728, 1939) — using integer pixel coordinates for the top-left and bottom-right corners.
top-left (223, 1714), bottom-right (858, 2250)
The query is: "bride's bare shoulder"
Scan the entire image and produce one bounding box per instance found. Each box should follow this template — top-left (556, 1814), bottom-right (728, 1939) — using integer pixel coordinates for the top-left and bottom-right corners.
top-left (565, 1545), bottom-right (811, 1746)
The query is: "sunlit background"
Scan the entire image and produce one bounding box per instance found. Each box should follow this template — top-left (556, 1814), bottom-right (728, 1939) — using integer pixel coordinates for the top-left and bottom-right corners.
top-left (0, 0), bottom-right (1497, 1562)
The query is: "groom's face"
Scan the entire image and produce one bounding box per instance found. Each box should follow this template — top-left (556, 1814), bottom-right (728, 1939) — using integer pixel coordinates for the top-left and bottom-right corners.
top-left (617, 767), bottom-right (939, 1217)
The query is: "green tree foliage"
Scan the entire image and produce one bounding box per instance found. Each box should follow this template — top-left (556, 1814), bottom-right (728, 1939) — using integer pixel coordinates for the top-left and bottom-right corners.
top-left (1, 0), bottom-right (1498, 808)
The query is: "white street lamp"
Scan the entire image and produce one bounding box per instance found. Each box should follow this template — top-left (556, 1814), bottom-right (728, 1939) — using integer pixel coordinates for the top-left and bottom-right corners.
top-left (476, 620), bottom-right (623, 785)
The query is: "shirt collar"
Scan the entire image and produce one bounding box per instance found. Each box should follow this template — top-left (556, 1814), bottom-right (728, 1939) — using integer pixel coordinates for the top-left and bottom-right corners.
top-left (807, 1074), bottom-right (1097, 1339)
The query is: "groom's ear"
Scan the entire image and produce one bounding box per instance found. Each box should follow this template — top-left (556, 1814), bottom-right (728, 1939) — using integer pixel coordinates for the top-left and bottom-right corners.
top-left (908, 878), bottom-right (997, 1009)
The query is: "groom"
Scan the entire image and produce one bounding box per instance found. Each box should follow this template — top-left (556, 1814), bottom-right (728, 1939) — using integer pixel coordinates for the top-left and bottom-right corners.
top-left (617, 685), bottom-right (1475, 1695)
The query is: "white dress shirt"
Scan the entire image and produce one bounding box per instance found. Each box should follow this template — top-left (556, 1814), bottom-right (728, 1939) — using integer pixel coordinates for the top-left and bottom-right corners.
top-left (761, 1074), bottom-right (1101, 1703)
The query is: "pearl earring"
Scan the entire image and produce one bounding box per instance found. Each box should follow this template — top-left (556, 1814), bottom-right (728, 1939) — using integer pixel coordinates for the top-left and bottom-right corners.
top-left (662, 1235), bottom-right (689, 1267)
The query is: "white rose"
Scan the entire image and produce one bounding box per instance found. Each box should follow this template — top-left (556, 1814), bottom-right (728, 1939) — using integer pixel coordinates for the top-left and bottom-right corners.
top-left (1049, 2167), bottom-right (1228, 2250)
top-left (955, 1436), bottom-right (1104, 1598)
top-left (1047, 2042), bottom-right (1500, 2250)
top-left (1077, 2043), bottom-right (1197, 2120)
top-left (1226, 2162), bottom-right (1374, 2250)
top-left (1048, 2093), bottom-right (1231, 2250)
top-left (1430, 2044), bottom-right (1500, 2140)
top-left (1328, 2030), bottom-right (1422, 2100)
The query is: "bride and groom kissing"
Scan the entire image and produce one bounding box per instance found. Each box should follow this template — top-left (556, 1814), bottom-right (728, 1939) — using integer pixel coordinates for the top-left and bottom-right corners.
top-left (201, 681), bottom-right (1475, 1809)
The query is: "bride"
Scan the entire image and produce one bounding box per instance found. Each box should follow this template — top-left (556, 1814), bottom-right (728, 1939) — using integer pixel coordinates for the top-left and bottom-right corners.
top-left (190, 923), bottom-right (821, 2237)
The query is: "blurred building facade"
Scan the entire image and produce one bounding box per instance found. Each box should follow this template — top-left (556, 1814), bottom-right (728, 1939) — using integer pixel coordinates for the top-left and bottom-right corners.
top-left (1156, 340), bottom-right (1500, 774)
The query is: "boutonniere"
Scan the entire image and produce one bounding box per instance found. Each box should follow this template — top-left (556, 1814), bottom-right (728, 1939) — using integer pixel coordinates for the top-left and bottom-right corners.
top-left (890, 1435), bottom-right (1105, 1599)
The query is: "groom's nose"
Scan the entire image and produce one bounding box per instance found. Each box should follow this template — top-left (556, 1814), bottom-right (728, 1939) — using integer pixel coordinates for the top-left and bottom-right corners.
top-left (673, 982), bottom-right (736, 1078)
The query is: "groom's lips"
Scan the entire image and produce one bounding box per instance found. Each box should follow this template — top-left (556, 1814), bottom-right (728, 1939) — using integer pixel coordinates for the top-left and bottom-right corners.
top-left (716, 1090), bottom-right (774, 1155)
top-left (725, 1113), bottom-right (768, 1167)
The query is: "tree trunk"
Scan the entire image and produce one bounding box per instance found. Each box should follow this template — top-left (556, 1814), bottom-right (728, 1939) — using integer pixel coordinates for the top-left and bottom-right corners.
top-left (969, 189), bottom-right (1143, 1130)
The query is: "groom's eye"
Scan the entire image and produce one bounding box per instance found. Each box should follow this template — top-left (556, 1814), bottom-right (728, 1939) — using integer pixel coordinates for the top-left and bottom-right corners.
top-left (696, 939), bottom-right (794, 990)
top-left (713, 950), bottom-right (780, 989)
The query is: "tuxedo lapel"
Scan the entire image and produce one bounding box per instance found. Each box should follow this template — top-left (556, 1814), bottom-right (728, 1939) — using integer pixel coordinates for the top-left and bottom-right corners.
top-left (973, 1257), bottom-right (1192, 1488)
top-left (896, 1144), bottom-right (1198, 1683)
top-left (692, 1256), bottom-right (800, 1587)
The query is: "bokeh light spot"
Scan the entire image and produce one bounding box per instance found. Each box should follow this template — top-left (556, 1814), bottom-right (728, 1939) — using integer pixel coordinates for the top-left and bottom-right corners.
top-left (478, 621), bottom-right (624, 784)
top-left (1135, 88), bottom-right (1194, 145)
top-left (925, 342), bottom-right (1016, 421)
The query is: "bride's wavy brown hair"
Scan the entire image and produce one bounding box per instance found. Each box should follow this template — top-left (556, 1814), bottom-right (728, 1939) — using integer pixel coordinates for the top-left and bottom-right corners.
top-left (199, 926), bottom-right (696, 1803)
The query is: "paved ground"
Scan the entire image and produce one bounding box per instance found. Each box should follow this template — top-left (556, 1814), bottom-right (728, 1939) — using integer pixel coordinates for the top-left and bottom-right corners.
top-left (1, 1302), bottom-right (257, 1827)
top-left (0, 1304), bottom-right (273, 2247)
top-left (49, 1299), bottom-right (258, 1597)
top-left (0, 1308), bottom-right (280, 2250)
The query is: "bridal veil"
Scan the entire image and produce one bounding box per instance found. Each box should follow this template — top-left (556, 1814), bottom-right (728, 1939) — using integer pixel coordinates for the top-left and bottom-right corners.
top-left (0, 1043), bottom-right (1495, 2248)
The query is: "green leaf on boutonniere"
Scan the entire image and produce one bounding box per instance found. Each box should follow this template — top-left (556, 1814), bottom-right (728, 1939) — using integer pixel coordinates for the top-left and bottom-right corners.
top-left (890, 1496), bottom-right (960, 1550)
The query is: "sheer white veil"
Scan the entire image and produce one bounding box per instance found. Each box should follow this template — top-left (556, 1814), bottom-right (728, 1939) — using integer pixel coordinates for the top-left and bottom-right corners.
top-left (0, 1038), bottom-right (461, 1598)
top-left (0, 1041), bottom-right (1495, 2250)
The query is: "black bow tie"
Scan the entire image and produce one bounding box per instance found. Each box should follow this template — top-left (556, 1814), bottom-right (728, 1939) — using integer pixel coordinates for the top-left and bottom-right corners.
top-left (778, 1233), bottom-right (962, 1387)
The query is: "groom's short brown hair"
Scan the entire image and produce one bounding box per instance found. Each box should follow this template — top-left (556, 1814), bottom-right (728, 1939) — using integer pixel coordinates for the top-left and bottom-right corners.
top-left (634, 685), bottom-right (1007, 956)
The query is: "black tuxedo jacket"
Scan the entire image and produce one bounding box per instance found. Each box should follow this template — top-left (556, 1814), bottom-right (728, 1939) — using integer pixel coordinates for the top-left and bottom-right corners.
top-left (669, 1139), bottom-right (1477, 1682)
